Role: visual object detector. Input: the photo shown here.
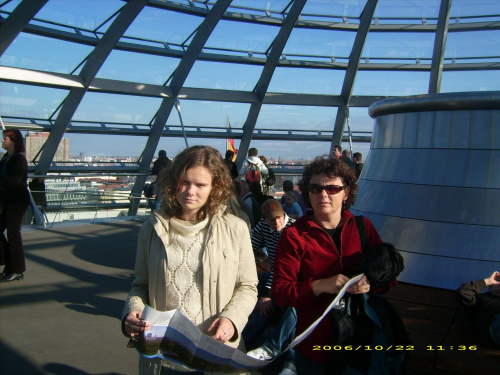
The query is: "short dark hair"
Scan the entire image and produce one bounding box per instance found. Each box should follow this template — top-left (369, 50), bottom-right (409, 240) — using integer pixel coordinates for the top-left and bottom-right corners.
top-left (158, 150), bottom-right (167, 157)
top-left (225, 150), bottom-right (234, 159)
top-left (248, 148), bottom-right (258, 157)
top-left (282, 180), bottom-right (293, 192)
top-left (353, 152), bottom-right (362, 162)
top-left (3, 129), bottom-right (25, 154)
top-left (158, 145), bottom-right (233, 220)
top-left (334, 145), bottom-right (342, 153)
top-left (298, 154), bottom-right (358, 209)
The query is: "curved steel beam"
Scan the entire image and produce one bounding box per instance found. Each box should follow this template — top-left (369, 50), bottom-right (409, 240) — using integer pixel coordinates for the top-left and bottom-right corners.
top-left (428, 0), bottom-right (451, 94)
top-left (35, 0), bottom-right (149, 175)
top-left (236, 0), bottom-right (307, 169)
top-left (330, 0), bottom-right (378, 153)
top-left (0, 0), bottom-right (48, 57)
top-left (128, 0), bottom-right (232, 215)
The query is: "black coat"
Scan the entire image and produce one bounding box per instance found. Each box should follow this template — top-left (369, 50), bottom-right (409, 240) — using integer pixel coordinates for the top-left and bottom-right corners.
top-left (0, 153), bottom-right (30, 211)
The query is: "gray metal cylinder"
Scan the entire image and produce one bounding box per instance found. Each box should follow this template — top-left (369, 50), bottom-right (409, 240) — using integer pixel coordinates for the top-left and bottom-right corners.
top-left (350, 91), bottom-right (500, 290)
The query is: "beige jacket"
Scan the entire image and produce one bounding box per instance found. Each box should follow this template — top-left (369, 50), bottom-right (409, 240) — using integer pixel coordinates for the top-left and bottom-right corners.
top-left (122, 209), bottom-right (258, 374)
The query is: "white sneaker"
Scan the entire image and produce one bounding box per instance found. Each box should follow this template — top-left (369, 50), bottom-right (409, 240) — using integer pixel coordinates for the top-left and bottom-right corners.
top-left (247, 347), bottom-right (274, 360)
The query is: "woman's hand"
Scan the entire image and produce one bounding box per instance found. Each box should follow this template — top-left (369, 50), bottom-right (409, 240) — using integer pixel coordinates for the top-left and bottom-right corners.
top-left (311, 274), bottom-right (350, 296)
top-left (485, 271), bottom-right (500, 286)
top-left (208, 316), bottom-right (235, 343)
top-left (347, 275), bottom-right (371, 294)
top-left (124, 310), bottom-right (151, 338)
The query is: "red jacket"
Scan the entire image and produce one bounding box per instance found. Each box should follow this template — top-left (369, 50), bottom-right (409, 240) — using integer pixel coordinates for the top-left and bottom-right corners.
top-left (272, 210), bottom-right (383, 364)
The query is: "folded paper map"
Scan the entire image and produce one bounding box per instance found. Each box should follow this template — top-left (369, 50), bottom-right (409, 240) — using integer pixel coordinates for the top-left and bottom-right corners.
top-left (135, 274), bottom-right (364, 372)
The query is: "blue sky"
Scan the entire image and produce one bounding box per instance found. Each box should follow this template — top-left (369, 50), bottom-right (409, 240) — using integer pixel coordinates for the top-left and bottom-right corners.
top-left (1, 0), bottom-right (500, 161)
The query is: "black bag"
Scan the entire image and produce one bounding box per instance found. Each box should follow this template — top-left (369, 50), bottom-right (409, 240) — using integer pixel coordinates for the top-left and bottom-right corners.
top-left (331, 295), bottom-right (356, 345)
top-left (265, 167), bottom-right (276, 186)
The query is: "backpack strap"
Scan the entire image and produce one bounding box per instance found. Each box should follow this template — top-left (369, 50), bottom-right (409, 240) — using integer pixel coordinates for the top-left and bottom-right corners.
top-left (355, 215), bottom-right (368, 252)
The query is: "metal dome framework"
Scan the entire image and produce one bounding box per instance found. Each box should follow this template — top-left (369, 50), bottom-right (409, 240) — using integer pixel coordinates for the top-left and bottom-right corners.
top-left (1, 0), bottom-right (500, 214)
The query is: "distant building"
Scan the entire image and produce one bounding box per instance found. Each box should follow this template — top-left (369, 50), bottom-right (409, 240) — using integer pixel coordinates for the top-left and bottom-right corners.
top-left (25, 132), bottom-right (69, 162)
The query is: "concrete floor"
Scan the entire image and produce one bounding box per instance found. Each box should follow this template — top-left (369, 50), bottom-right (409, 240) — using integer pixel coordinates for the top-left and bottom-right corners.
top-left (0, 220), bottom-right (143, 375)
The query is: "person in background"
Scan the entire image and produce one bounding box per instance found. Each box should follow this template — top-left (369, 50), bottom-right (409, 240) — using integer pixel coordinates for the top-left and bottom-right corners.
top-left (224, 150), bottom-right (239, 180)
top-left (0, 129), bottom-right (30, 282)
top-left (239, 147), bottom-right (268, 189)
top-left (239, 179), bottom-right (261, 228)
top-left (258, 155), bottom-right (271, 195)
top-left (340, 149), bottom-right (356, 171)
top-left (457, 271), bottom-right (500, 347)
top-left (352, 152), bottom-right (364, 180)
top-left (272, 154), bottom-right (388, 374)
top-left (150, 150), bottom-right (173, 209)
top-left (244, 199), bottom-right (297, 374)
top-left (29, 171), bottom-right (47, 221)
top-left (122, 145), bottom-right (258, 374)
top-left (280, 180), bottom-right (307, 215)
top-left (333, 145), bottom-right (342, 158)
top-left (281, 192), bottom-right (303, 219)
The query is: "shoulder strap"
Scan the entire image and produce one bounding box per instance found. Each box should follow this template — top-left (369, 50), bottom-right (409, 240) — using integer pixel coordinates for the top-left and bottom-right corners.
top-left (355, 215), bottom-right (368, 252)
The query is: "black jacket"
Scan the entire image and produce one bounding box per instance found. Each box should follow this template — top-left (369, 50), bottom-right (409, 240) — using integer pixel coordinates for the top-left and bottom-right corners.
top-left (0, 153), bottom-right (30, 210)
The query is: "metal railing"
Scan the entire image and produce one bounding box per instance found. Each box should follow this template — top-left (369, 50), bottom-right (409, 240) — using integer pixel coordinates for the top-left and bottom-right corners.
top-left (24, 167), bottom-right (307, 228)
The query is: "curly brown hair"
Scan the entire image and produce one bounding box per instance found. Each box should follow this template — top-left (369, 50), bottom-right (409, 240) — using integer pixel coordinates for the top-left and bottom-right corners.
top-left (298, 154), bottom-right (359, 210)
top-left (157, 145), bottom-right (233, 220)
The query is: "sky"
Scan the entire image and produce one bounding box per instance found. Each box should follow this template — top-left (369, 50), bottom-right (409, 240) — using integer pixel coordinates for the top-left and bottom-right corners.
top-left (1, 0), bottom-right (500, 161)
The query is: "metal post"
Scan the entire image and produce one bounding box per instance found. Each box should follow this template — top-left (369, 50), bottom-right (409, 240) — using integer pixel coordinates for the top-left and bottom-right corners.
top-left (346, 107), bottom-right (353, 155)
top-left (175, 99), bottom-right (189, 148)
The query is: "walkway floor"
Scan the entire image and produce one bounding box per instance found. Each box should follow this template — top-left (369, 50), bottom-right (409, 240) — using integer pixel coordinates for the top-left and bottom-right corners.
top-left (1, 219), bottom-right (499, 375)
top-left (0, 220), bottom-right (143, 375)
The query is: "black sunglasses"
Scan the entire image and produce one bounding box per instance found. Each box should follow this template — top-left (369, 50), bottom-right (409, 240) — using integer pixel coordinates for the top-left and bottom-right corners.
top-left (307, 184), bottom-right (346, 195)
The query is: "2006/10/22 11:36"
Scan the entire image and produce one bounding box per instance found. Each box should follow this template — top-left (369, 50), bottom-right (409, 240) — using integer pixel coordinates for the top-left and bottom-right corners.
top-left (426, 345), bottom-right (478, 351)
top-left (312, 345), bottom-right (478, 351)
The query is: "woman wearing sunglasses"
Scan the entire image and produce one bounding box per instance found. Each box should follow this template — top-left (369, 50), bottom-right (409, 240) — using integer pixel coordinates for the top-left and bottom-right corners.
top-left (272, 154), bottom-right (385, 374)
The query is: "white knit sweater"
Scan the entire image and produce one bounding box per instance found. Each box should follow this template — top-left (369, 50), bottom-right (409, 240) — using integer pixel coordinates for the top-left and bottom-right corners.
top-left (166, 217), bottom-right (209, 329)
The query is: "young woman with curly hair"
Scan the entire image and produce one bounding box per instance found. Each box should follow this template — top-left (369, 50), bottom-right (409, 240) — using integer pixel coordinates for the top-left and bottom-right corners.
top-left (122, 145), bottom-right (258, 374)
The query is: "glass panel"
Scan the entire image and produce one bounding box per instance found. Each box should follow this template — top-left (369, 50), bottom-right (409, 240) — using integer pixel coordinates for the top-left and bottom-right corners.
top-left (440, 71), bottom-right (500, 92)
top-left (167, 100), bottom-right (250, 129)
top-left (229, 0), bottom-right (290, 14)
top-left (353, 71), bottom-right (429, 96)
top-left (450, 0), bottom-right (500, 18)
top-left (73, 92), bottom-right (162, 124)
top-left (124, 6), bottom-right (202, 47)
top-left (205, 20), bottom-right (279, 54)
top-left (347, 107), bottom-right (373, 133)
top-left (268, 67), bottom-right (345, 95)
top-left (362, 32), bottom-right (435, 61)
top-left (0, 32), bottom-right (93, 74)
top-left (445, 30), bottom-right (500, 62)
top-left (184, 61), bottom-right (262, 91)
top-left (0, 82), bottom-right (68, 119)
top-left (257, 104), bottom-right (336, 131)
top-left (284, 29), bottom-right (356, 60)
top-left (0, 0), bottom-right (23, 12)
top-left (302, 0), bottom-right (367, 18)
top-left (243, 139), bottom-right (331, 162)
top-left (154, 137), bottom-right (229, 161)
top-left (64, 133), bottom-right (146, 158)
top-left (373, 0), bottom-right (440, 20)
top-left (35, 0), bottom-right (124, 31)
top-left (96, 50), bottom-right (179, 85)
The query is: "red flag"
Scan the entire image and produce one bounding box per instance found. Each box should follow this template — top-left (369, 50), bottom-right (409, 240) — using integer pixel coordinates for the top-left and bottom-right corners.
top-left (227, 139), bottom-right (238, 161)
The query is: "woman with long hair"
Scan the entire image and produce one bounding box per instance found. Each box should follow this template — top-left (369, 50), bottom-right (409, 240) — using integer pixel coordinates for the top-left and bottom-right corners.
top-left (0, 129), bottom-right (30, 282)
top-left (122, 145), bottom-right (258, 374)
